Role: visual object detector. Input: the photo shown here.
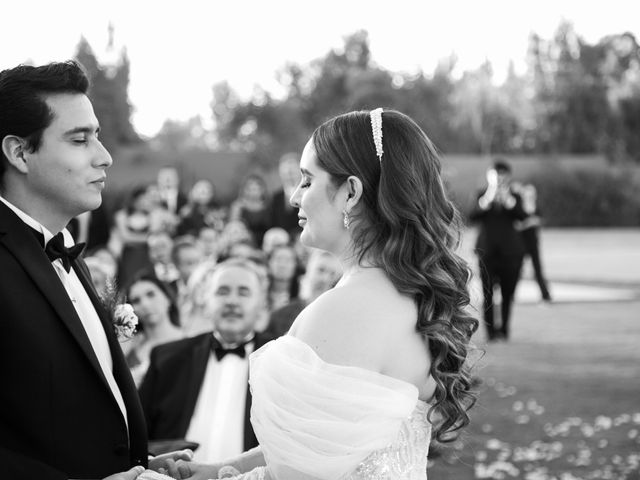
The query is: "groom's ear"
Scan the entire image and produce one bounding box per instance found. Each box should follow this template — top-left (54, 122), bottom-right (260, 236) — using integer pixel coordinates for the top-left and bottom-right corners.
top-left (2, 135), bottom-right (30, 174)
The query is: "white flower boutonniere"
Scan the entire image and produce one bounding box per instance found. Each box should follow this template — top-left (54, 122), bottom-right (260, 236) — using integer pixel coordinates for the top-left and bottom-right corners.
top-left (113, 303), bottom-right (138, 342)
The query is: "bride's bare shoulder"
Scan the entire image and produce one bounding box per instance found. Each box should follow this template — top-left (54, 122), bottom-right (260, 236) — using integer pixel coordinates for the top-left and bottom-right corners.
top-left (291, 279), bottom-right (416, 367)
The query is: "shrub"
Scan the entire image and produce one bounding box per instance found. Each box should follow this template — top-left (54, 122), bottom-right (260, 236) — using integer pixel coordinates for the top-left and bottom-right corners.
top-left (525, 166), bottom-right (640, 226)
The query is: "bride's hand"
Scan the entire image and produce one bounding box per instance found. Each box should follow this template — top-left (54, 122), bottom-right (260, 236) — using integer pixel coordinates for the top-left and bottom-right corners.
top-left (148, 450), bottom-right (194, 479)
top-left (167, 460), bottom-right (221, 480)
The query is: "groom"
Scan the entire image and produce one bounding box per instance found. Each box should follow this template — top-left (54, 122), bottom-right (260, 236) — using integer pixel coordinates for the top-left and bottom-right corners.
top-left (0, 61), bottom-right (185, 479)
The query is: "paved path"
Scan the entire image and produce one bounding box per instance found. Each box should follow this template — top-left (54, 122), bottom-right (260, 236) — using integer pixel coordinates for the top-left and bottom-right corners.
top-left (467, 277), bottom-right (640, 306)
top-left (460, 228), bottom-right (640, 306)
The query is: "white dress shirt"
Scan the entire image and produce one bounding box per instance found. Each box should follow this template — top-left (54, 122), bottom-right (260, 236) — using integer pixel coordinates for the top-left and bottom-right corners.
top-left (186, 335), bottom-right (253, 462)
top-left (0, 195), bottom-right (129, 429)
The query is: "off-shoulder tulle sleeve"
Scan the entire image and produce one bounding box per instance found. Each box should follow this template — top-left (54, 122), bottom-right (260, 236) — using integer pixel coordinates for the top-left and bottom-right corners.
top-left (249, 335), bottom-right (419, 480)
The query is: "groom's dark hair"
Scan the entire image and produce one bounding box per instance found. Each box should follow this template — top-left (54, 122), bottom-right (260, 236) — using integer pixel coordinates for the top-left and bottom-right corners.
top-left (0, 60), bottom-right (89, 181)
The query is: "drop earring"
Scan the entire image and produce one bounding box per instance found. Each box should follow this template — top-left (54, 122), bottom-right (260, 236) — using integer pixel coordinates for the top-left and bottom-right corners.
top-left (342, 210), bottom-right (351, 229)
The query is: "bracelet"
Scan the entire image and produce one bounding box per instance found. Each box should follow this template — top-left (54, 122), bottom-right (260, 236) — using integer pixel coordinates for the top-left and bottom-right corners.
top-left (218, 465), bottom-right (242, 478)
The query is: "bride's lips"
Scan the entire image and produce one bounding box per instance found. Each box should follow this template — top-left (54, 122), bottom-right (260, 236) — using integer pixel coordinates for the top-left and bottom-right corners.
top-left (298, 216), bottom-right (307, 227)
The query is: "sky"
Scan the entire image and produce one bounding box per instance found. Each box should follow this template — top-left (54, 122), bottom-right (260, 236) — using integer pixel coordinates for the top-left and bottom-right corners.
top-left (2, 0), bottom-right (638, 137)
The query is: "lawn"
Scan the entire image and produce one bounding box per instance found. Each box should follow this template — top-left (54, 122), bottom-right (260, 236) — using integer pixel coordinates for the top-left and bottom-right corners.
top-left (427, 229), bottom-right (640, 480)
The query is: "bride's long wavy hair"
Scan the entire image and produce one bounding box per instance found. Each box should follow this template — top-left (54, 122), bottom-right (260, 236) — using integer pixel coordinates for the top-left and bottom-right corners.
top-left (312, 109), bottom-right (479, 442)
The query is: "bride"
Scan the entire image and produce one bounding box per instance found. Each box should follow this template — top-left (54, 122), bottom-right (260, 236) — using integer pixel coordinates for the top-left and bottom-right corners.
top-left (151, 108), bottom-right (478, 480)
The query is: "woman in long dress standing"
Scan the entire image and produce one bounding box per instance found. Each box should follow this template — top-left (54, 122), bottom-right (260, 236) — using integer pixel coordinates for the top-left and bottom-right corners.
top-left (154, 109), bottom-right (479, 480)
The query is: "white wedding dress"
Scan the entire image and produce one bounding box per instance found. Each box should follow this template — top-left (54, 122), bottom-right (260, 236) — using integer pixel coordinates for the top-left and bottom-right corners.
top-left (239, 335), bottom-right (432, 480)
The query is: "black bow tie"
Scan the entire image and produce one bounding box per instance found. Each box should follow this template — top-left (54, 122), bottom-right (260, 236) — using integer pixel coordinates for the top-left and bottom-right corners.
top-left (211, 337), bottom-right (252, 361)
top-left (45, 232), bottom-right (85, 273)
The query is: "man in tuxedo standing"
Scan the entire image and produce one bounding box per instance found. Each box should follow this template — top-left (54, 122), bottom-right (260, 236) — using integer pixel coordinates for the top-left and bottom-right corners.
top-left (0, 61), bottom-right (187, 480)
top-left (139, 258), bottom-right (274, 463)
top-left (157, 166), bottom-right (187, 215)
top-left (269, 152), bottom-right (301, 238)
top-left (469, 160), bottom-right (527, 341)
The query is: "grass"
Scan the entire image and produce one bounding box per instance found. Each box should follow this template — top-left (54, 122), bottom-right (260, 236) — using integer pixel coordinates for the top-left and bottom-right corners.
top-left (426, 280), bottom-right (640, 478)
top-left (426, 228), bottom-right (640, 479)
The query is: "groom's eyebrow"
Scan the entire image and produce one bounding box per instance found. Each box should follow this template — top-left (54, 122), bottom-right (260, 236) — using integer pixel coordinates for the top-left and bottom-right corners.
top-left (64, 125), bottom-right (100, 136)
top-left (301, 168), bottom-right (313, 177)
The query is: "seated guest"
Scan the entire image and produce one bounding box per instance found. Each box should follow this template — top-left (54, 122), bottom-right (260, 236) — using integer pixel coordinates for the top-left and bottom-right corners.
top-left (266, 249), bottom-right (342, 337)
top-left (123, 273), bottom-right (183, 386)
top-left (266, 244), bottom-right (301, 312)
top-left (198, 226), bottom-right (220, 262)
top-left (180, 259), bottom-right (219, 338)
top-left (176, 179), bottom-right (220, 236)
top-left (147, 231), bottom-right (180, 290)
top-left (261, 227), bottom-right (290, 256)
top-left (139, 258), bottom-right (273, 463)
top-left (172, 236), bottom-right (204, 308)
top-left (225, 239), bottom-right (260, 262)
top-left (218, 219), bottom-right (254, 257)
top-left (229, 174), bottom-right (271, 247)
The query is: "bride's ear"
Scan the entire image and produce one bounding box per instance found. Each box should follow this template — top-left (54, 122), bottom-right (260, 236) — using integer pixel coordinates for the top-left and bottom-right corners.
top-left (344, 176), bottom-right (363, 212)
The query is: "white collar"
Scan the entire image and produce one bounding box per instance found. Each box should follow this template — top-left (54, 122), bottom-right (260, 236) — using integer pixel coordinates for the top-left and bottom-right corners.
top-left (0, 195), bottom-right (74, 247)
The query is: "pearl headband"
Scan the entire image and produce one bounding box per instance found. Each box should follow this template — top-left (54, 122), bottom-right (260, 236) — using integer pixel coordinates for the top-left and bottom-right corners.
top-left (370, 108), bottom-right (384, 162)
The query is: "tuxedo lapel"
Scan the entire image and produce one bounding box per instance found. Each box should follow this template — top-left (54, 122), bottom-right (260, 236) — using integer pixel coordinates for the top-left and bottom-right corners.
top-left (0, 204), bottom-right (108, 387)
top-left (179, 334), bottom-right (213, 435)
top-left (72, 256), bottom-right (148, 445)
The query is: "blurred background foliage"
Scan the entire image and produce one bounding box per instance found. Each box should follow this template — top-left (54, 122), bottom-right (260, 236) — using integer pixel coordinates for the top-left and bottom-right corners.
top-left (74, 22), bottom-right (640, 226)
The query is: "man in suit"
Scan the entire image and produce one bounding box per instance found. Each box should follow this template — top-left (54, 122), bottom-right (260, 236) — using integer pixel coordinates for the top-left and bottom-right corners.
top-left (156, 166), bottom-right (187, 215)
top-left (269, 152), bottom-right (301, 238)
top-left (0, 61), bottom-right (187, 480)
top-left (513, 182), bottom-right (552, 303)
top-left (139, 257), bottom-right (273, 463)
top-left (469, 159), bottom-right (527, 341)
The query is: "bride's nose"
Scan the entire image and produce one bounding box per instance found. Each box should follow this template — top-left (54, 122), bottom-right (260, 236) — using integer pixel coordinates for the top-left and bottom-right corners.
top-left (290, 185), bottom-right (301, 208)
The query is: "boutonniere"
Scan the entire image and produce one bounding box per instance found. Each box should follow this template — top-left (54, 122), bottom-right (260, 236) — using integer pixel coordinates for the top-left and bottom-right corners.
top-left (102, 281), bottom-right (138, 342)
top-left (113, 303), bottom-right (139, 341)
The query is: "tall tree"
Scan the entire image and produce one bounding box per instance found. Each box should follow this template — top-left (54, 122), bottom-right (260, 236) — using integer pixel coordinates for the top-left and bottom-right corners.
top-left (74, 35), bottom-right (140, 151)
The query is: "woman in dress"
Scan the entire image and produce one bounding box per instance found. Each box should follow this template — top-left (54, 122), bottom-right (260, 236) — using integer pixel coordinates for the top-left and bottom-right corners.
top-left (123, 273), bottom-right (183, 387)
top-left (229, 174), bottom-right (272, 247)
top-left (176, 179), bottom-right (222, 237)
top-left (266, 244), bottom-right (302, 312)
top-left (156, 109), bottom-right (478, 480)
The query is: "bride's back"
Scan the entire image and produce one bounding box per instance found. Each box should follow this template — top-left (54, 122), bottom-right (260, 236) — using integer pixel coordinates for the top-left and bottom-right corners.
top-left (289, 267), bottom-right (436, 402)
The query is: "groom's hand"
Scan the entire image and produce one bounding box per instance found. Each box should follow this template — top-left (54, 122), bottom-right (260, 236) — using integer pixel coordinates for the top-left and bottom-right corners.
top-left (148, 449), bottom-right (194, 478)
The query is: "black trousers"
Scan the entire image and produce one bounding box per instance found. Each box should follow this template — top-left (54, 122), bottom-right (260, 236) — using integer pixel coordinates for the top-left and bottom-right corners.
top-left (478, 254), bottom-right (523, 339)
top-left (520, 228), bottom-right (551, 301)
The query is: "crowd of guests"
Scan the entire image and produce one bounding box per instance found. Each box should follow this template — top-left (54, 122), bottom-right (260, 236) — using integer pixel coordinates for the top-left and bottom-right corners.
top-left (78, 156), bottom-right (342, 387)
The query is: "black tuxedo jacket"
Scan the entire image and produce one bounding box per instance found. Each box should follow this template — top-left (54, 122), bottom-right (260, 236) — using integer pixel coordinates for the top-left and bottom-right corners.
top-left (159, 190), bottom-right (188, 215)
top-left (0, 201), bottom-right (148, 480)
top-left (468, 188), bottom-right (527, 261)
top-left (139, 331), bottom-right (273, 451)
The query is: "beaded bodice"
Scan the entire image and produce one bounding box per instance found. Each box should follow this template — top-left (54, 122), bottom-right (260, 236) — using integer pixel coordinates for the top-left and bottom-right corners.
top-left (343, 401), bottom-right (431, 480)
